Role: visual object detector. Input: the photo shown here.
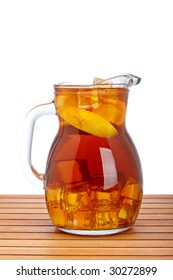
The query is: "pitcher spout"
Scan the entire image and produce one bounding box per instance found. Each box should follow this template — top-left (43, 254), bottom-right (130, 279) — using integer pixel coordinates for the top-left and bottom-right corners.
top-left (95, 74), bottom-right (141, 88)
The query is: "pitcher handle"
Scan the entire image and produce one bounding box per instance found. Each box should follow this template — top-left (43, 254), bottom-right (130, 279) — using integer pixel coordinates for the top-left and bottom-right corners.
top-left (21, 102), bottom-right (56, 188)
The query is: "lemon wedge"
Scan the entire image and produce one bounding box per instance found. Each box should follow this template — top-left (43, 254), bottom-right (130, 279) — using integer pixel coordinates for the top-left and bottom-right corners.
top-left (58, 106), bottom-right (118, 138)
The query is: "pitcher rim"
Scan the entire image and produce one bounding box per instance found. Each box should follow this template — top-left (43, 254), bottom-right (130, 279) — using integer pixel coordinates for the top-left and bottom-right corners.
top-left (54, 73), bottom-right (141, 89)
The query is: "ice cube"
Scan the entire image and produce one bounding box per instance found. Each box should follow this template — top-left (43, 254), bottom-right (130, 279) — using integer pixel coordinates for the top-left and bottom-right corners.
top-left (51, 207), bottom-right (65, 227)
top-left (95, 190), bottom-right (120, 212)
top-left (79, 191), bottom-right (89, 209)
top-left (78, 93), bottom-right (99, 109)
top-left (121, 178), bottom-right (142, 201)
top-left (74, 211), bottom-right (91, 228)
top-left (118, 204), bottom-right (135, 221)
top-left (96, 212), bottom-right (105, 226)
top-left (96, 210), bottom-right (118, 228)
top-left (46, 188), bottom-right (58, 203)
top-left (94, 97), bottom-right (126, 126)
top-left (96, 191), bottom-right (112, 205)
top-left (93, 77), bottom-right (112, 88)
top-left (64, 211), bottom-right (75, 228)
top-left (55, 94), bottom-right (78, 108)
top-left (53, 159), bottom-right (90, 186)
top-left (65, 191), bottom-right (79, 210)
top-left (89, 190), bottom-right (97, 208)
top-left (122, 198), bottom-right (134, 206)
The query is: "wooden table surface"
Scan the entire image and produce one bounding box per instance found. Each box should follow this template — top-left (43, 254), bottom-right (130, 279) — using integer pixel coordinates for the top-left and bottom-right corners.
top-left (0, 194), bottom-right (172, 260)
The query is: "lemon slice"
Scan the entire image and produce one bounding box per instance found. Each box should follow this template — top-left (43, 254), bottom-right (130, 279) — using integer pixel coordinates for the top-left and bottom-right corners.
top-left (58, 106), bottom-right (118, 138)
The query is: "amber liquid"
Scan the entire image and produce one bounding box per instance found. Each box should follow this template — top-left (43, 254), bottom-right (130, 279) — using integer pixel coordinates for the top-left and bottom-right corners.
top-left (45, 88), bottom-right (143, 231)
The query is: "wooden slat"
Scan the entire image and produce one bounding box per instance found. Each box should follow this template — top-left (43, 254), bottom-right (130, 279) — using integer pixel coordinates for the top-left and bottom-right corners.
top-left (0, 198), bottom-right (45, 203)
top-left (0, 226), bottom-right (173, 235)
top-left (0, 247), bottom-right (172, 256)
top-left (42, 255), bottom-right (172, 260)
top-left (0, 220), bottom-right (52, 226)
top-left (142, 199), bottom-right (173, 203)
top-left (0, 207), bottom-right (173, 214)
top-left (0, 194), bottom-right (173, 260)
top-left (0, 225), bottom-right (173, 233)
top-left (0, 195), bottom-right (44, 198)
top-left (140, 208), bottom-right (173, 213)
top-left (0, 203), bottom-right (46, 209)
top-left (0, 194), bottom-right (172, 202)
top-left (141, 203), bottom-right (173, 208)
top-left (0, 213), bottom-right (49, 220)
top-left (0, 194), bottom-right (172, 198)
top-left (0, 255), bottom-right (172, 260)
top-left (0, 219), bottom-right (173, 227)
top-left (0, 208), bottom-right (48, 213)
top-left (0, 232), bottom-right (172, 240)
top-left (0, 239), bottom-right (172, 248)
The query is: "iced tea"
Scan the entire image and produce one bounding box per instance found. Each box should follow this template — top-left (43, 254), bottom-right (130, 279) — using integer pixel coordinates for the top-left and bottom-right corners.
top-left (45, 86), bottom-right (143, 232)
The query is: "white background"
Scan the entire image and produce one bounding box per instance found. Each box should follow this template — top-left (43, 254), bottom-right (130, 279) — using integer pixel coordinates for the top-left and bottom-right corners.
top-left (0, 0), bottom-right (173, 194)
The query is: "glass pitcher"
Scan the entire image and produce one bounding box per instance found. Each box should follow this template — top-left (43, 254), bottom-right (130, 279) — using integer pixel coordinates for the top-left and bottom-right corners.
top-left (21, 74), bottom-right (143, 235)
